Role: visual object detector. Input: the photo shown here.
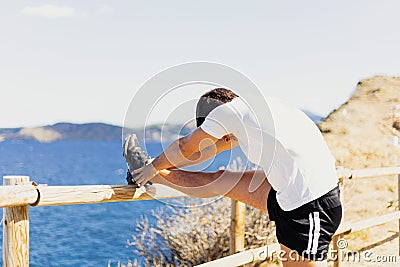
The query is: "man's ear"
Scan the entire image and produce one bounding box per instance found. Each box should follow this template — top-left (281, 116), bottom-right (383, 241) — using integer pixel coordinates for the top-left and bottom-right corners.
top-left (222, 134), bottom-right (237, 143)
top-left (222, 134), bottom-right (230, 143)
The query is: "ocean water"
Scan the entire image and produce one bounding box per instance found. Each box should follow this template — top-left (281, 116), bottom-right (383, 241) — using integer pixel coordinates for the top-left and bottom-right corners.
top-left (0, 141), bottom-right (243, 266)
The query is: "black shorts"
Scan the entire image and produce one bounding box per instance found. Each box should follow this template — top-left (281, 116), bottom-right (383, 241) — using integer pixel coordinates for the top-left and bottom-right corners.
top-left (267, 186), bottom-right (342, 261)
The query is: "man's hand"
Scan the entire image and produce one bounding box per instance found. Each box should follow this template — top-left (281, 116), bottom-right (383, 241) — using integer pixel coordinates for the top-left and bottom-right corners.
top-left (132, 162), bottom-right (159, 186)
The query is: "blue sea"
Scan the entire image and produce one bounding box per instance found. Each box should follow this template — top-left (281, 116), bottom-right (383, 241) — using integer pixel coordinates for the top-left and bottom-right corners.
top-left (0, 141), bottom-right (244, 266)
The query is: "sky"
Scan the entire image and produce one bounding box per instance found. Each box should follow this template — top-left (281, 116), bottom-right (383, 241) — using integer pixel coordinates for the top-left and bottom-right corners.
top-left (1, 0), bottom-right (400, 128)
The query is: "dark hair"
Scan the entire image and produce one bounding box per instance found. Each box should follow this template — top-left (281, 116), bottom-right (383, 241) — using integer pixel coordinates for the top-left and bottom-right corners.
top-left (196, 88), bottom-right (239, 127)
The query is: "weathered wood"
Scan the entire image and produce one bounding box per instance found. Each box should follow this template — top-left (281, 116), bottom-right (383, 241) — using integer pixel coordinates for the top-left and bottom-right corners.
top-left (3, 176), bottom-right (30, 267)
top-left (336, 167), bottom-right (352, 180)
top-left (338, 175), bottom-right (345, 222)
top-left (35, 184), bottom-right (186, 207)
top-left (230, 199), bottom-right (246, 256)
top-left (0, 184), bottom-right (38, 208)
top-left (350, 167), bottom-right (400, 179)
top-left (331, 235), bottom-right (342, 267)
top-left (196, 243), bottom-right (281, 267)
top-left (398, 173), bottom-right (400, 256)
top-left (336, 211), bottom-right (400, 236)
top-left (0, 167), bottom-right (398, 209)
top-left (0, 184), bottom-right (187, 208)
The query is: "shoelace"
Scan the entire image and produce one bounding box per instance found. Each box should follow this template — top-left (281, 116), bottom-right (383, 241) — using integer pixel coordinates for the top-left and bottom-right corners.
top-left (126, 170), bottom-right (140, 188)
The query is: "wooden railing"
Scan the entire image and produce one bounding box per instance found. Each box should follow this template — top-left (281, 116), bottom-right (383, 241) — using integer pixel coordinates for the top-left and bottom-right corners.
top-left (1, 167), bottom-right (400, 267)
top-left (0, 177), bottom-right (187, 267)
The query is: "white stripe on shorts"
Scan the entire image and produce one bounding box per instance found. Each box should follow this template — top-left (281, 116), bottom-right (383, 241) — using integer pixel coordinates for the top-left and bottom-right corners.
top-left (311, 212), bottom-right (321, 254)
top-left (306, 211), bottom-right (321, 254)
top-left (306, 212), bottom-right (314, 253)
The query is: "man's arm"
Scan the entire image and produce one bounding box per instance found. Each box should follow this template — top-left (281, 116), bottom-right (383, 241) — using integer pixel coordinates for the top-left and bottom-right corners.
top-left (132, 128), bottom-right (237, 185)
top-left (152, 128), bottom-right (218, 170)
top-left (174, 134), bottom-right (239, 168)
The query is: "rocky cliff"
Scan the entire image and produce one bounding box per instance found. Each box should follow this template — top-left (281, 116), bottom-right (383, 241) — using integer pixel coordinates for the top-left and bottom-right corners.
top-left (319, 75), bottom-right (400, 168)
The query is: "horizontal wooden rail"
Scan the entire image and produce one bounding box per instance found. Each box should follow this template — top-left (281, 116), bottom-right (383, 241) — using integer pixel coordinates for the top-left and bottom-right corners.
top-left (341, 167), bottom-right (400, 179)
top-left (0, 166), bottom-right (398, 209)
top-left (0, 183), bottom-right (38, 208)
top-left (352, 167), bottom-right (400, 178)
top-left (336, 211), bottom-right (400, 235)
top-left (196, 243), bottom-right (281, 267)
top-left (196, 212), bottom-right (400, 267)
top-left (0, 184), bottom-right (187, 208)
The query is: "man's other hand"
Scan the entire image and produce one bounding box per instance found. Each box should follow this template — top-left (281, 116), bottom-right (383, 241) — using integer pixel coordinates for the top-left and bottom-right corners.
top-left (132, 162), bottom-right (159, 186)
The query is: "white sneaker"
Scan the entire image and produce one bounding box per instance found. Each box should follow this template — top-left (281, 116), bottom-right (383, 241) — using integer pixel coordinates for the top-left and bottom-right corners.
top-left (123, 134), bottom-right (154, 190)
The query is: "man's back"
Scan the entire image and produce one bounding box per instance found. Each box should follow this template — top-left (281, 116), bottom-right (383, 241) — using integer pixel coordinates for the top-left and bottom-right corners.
top-left (200, 96), bottom-right (338, 210)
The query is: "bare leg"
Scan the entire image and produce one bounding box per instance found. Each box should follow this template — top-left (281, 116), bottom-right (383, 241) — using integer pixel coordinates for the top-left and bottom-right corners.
top-left (152, 169), bottom-right (271, 212)
top-left (280, 244), bottom-right (327, 267)
top-left (152, 171), bottom-right (327, 266)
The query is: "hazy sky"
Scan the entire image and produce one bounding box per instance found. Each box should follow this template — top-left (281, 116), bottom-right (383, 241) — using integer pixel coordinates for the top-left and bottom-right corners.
top-left (1, 0), bottom-right (400, 128)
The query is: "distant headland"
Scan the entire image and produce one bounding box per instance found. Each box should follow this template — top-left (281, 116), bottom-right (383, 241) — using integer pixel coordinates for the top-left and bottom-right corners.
top-left (0, 113), bottom-right (321, 143)
top-left (0, 122), bottom-right (195, 143)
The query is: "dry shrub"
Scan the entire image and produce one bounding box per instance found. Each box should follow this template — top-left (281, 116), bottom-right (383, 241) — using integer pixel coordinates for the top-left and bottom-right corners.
top-left (119, 197), bottom-right (276, 267)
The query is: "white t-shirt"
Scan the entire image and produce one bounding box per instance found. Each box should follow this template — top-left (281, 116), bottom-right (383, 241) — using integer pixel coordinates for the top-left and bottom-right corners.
top-left (200, 97), bottom-right (338, 211)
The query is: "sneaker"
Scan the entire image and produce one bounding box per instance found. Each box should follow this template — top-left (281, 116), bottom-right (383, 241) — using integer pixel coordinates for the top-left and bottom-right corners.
top-left (123, 134), bottom-right (151, 186)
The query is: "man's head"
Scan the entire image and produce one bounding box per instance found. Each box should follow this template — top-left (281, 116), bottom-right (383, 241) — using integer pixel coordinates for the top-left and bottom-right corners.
top-left (196, 88), bottom-right (239, 127)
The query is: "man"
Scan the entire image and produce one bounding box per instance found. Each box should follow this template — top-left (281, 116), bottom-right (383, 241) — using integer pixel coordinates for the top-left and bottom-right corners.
top-left (123, 88), bottom-right (342, 266)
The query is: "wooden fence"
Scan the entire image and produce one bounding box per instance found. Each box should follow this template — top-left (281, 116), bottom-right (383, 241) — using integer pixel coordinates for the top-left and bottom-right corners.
top-left (1, 167), bottom-right (400, 267)
top-left (198, 167), bottom-right (400, 267)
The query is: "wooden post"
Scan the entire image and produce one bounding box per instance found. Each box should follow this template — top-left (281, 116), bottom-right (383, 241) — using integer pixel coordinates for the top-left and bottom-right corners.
top-left (338, 176), bottom-right (345, 222)
top-left (332, 235), bottom-right (342, 267)
top-left (3, 176), bottom-right (30, 267)
top-left (230, 199), bottom-right (246, 256)
top-left (331, 176), bottom-right (345, 267)
top-left (398, 173), bottom-right (400, 256)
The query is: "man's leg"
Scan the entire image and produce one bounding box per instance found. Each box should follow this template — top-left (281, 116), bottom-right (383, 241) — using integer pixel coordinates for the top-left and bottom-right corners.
top-left (280, 244), bottom-right (327, 267)
top-left (152, 170), bottom-right (329, 267)
top-left (152, 169), bottom-right (271, 212)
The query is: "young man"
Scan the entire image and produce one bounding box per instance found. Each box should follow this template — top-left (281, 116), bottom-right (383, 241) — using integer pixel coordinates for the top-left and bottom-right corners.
top-left (124, 88), bottom-right (342, 266)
